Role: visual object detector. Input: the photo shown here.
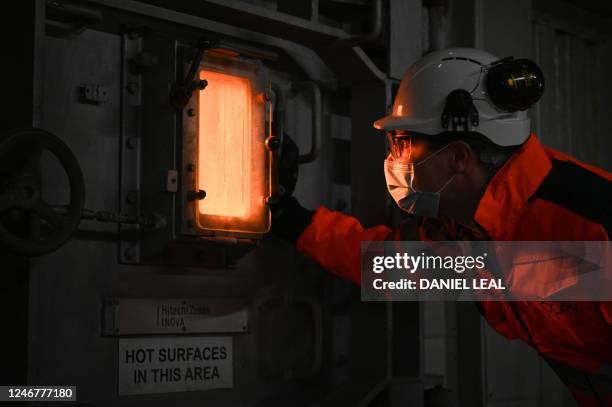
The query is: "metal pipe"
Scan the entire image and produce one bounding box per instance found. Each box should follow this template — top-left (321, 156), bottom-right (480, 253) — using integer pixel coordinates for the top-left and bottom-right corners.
top-left (45, 0), bottom-right (103, 36)
top-left (83, 0), bottom-right (339, 90)
top-left (424, 0), bottom-right (449, 52)
top-left (46, 0), bottom-right (103, 23)
top-left (329, 0), bottom-right (383, 48)
top-left (291, 81), bottom-right (322, 164)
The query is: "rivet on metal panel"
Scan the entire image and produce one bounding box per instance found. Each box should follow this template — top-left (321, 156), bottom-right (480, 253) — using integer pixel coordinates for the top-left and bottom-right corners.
top-left (187, 189), bottom-right (206, 201)
top-left (265, 136), bottom-right (281, 151)
top-left (186, 108), bottom-right (196, 117)
top-left (166, 170), bottom-right (178, 193)
top-left (256, 91), bottom-right (271, 104)
top-left (170, 39), bottom-right (215, 109)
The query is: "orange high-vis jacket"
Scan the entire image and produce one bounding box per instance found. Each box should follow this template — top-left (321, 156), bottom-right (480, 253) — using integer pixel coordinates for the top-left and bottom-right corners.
top-left (296, 134), bottom-right (612, 406)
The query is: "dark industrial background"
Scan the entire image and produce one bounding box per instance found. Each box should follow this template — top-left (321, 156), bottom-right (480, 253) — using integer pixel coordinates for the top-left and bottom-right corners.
top-left (1, 0), bottom-right (611, 406)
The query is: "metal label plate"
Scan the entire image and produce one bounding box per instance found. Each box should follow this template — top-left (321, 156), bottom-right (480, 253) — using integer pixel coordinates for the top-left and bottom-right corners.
top-left (103, 298), bottom-right (248, 335)
top-left (118, 336), bottom-right (233, 395)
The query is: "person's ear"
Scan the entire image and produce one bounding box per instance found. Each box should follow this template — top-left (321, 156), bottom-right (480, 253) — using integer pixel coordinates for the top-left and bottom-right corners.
top-left (449, 141), bottom-right (473, 173)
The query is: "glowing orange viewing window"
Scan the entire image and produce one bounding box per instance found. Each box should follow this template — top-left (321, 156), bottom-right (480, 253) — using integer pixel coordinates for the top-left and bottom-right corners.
top-left (198, 70), bottom-right (252, 218)
top-left (190, 63), bottom-right (271, 237)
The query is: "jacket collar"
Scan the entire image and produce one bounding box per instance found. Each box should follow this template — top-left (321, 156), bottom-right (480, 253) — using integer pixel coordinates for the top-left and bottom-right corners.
top-left (474, 134), bottom-right (551, 240)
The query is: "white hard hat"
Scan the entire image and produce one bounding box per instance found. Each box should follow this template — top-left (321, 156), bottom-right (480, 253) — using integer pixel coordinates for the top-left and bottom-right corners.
top-left (374, 48), bottom-right (545, 146)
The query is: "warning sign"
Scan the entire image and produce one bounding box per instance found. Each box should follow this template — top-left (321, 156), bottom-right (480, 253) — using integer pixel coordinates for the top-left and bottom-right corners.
top-left (118, 336), bottom-right (232, 395)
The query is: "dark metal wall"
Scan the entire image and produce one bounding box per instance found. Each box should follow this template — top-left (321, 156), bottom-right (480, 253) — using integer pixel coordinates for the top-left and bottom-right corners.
top-left (533, 14), bottom-right (612, 171)
top-left (17, 1), bottom-right (424, 406)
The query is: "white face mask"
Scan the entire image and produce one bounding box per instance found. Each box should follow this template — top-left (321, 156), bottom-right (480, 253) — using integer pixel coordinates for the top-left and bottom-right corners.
top-left (384, 143), bottom-right (456, 218)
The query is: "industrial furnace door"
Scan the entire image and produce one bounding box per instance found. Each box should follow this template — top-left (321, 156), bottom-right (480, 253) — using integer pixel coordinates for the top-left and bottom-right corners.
top-left (34, 20), bottom-right (337, 407)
